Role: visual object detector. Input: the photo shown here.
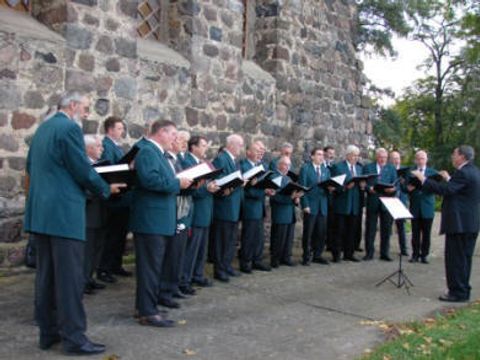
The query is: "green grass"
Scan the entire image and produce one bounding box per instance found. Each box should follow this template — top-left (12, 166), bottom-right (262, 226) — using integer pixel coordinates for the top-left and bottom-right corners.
top-left (361, 301), bottom-right (480, 360)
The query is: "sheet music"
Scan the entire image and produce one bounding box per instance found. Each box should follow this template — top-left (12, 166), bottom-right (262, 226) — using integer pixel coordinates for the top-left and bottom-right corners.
top-left (176, 162), bottom-right (212, 179)
top-left (331, 174), bottom-right (346, 186)
top-left (271, 176), bottom-right (283, 188)
top-left (94, 164), bottom-right (130, 174)
top-left (216, 170), bottom-right (242, 187)
top-left (379, 197), bottom-right (413, 220)
top-left (242, 164), bottom-right (265, 180)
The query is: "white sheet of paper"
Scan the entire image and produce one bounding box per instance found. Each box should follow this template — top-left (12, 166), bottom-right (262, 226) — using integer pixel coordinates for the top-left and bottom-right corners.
top-left (216, 170), bottom-right (242, 187)
top-left (94, 164), bottom-right (130, 174)
top-left (331, 174), bottom-right (346, 186)
top-left (271, 176), bottom-right (283, 188)
top-left (380, 197), bottom-right (413, 220)
top-left (242, 164), bottom-right (265, 180)
top-left (176, 162), bottom-right (212, 179)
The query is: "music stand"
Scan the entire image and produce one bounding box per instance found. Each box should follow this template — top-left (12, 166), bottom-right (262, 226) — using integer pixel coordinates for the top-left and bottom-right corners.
top-left (375, 197), bottom-right (414, 294)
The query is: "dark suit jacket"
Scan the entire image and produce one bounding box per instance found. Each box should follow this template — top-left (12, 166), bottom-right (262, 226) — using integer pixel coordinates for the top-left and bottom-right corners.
top-left (299, 162), bottom-right (330, 216)
top-left (24, 112), bottom-right (110, 241)
top-left (331, 160), bottom-right (363, 216)
top-left (183, 152), bottom-right (214, 227)
top-left (423, 162), bottom-right (480, 235)
top-left (408, 167), bottom-right (436, 219)
top-left (212, 150), bottom-right (242, 222)
top-left (129, 140), bottom-right (180, 236)
top-left (240, 158), bottom-right (266, 221)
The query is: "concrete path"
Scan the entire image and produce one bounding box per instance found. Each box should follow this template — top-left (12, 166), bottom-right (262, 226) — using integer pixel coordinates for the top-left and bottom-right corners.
top-left (1, 217), bottom-right (479, 360)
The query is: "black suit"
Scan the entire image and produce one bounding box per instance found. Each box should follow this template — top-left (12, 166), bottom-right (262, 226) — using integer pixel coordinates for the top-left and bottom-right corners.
top-left (84, 193), bottom-right (106, 286)
top-left (423, 162), bottom-right (480, 300)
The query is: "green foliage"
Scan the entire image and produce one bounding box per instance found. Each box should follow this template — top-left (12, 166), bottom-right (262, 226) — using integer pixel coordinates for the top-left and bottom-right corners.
top-left (361, 302), bottom-right (480, 360)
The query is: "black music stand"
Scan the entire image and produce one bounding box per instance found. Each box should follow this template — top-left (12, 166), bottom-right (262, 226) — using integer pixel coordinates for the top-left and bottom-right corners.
top-left (375, 197), bottom-right (414, 294)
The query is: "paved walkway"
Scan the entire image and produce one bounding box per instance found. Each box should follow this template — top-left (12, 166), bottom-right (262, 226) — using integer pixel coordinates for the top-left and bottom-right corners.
top-left (1, 217), bottom-right (479, 360)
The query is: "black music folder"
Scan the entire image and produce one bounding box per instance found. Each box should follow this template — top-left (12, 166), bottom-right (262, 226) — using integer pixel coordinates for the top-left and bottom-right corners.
top-left (117, 145), bottom-right (139, 165)
top-left (94, 164), bottom-right (136, 190)
top-left (318, 174), bottom-right (346, 190)
top-left (346, 173), bottom-right (378, 185)
top-left (215, 170), bottom-right (244, 192)
top-left (374, 182), bottom-right (396, 196)
top-left (278, 181), bottom-right (311, 196)
top-left (176, 162), bottom-right (222, 183)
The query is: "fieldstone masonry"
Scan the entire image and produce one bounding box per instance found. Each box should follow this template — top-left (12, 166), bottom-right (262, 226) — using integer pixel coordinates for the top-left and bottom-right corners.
top-left (0, 0), bottom-right (371, 268)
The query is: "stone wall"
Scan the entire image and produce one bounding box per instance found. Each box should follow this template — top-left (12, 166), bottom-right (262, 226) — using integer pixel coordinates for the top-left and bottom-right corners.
top-left (0, 0), bottom-right (371, 269)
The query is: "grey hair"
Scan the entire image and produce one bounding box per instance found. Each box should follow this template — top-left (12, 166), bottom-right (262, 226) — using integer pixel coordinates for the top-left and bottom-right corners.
top-left (177, 130), bottom-right (191, 141)
top-left (345, 145), bottom-right (360, 155)
top-left (84, 134), bottom-right (99, 147)
top-left (58, 91), bottom-right (84, 109)
top-left (281, 142), bottom-right (293, 150)
top-left (226, 134), bottom-right (243, 146)
top-left (457, 145), bottom-right (475, 161)
top-left (375, 147), bottom-right (388, 156)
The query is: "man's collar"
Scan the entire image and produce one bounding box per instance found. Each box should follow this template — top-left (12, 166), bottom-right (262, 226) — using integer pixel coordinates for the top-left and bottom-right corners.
top-left (147, 138), bottom-right (164, 154)
top-left (107, 135), bottom-right (120, 146)
top-left (458, 161), bottom-right (469, 169)
top-left (190, 152), bottom-right (200, 163)
top-left (225, 149), bottom-right (235, 161)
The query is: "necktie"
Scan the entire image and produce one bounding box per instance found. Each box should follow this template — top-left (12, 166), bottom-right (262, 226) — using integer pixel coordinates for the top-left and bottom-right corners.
top-left (316, 166), bottom-right (321, 180)
top-left (164, 152), bottom-right (178, 173)
top-left (350, 164), bottom-right (355, 177)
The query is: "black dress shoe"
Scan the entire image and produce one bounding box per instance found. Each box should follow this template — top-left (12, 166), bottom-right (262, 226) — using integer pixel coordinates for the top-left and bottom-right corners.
top-left (240, 266), bottom-right (252, 274)
top-left (173, 292), bottom-right (188, 300)
top-left (214, 273), bottom-right (230, 282)
top-left (252, 262), bottom-right (271, 271)
top-left (97, 271), bottom-right (117, 283)
top-left (192, 278), bottom-right (213, 287)
top-left (312, 257), bottom-right (330, 265)
top-left (380, 256), bottom-right (393, 262)
top-left (226, 269), bottom-right (241, 277)
top-left (158, 298), bottom-right (181, 309)
top-left (39, 335), bottom-right (61, 350)
top-left (113, 268), bottom-right (132, 277)
top-left (438, 294), bottom-right (469, 303)
top-left (64, 341), bottom-right (105, 355)
top-left (409, 256), bottom-right (418, 263)
top-left (280, 260), bottom-right (297, 266)
top-left (139, 314), bottom-right (176, 328)
top-left (420, 257), bottom-right (429, 264)
top-left (332, 257), bottom-right (341, 263)
top-left (401, 251), bottom-right (409, 256)
top-left (362, 255), bottom-right (373, 261)
top-left (90, 280), bottom-right (106, 290)
top-left (302, 260), bottom-right (311, 266)
top-left (270, 259), bottom-right (279, 268)
top-left (344, 256), bottom-right (360, 262)
top-left (83, 285), bottom-right (95, 295)
top-left (179, 286), bottom-right (196, 295)
top-left (355, 247), bottom-right (363, 252)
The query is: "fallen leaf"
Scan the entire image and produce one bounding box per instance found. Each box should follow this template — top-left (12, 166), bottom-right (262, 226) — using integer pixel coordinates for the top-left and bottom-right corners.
top-left (178, 320), bottom-right (187, 325)
top-left (103, 355), bottom-right (121, 360)
top-left (402, 343), bottom-right (410, 350)
top-left (183, 349), bottom-right (196, 356)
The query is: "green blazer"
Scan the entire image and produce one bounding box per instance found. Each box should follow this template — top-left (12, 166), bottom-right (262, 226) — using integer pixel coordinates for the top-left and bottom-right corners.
top-left (299, 162), bottom-right (330, 216)
top-left (240, 158), bottom-right (265, 221)
top-left (331, 160), bottom-right (363, 216)
top-left (408, 167), bottom-right (437, 219)
top-left (184, 152), bottom-right (214, 227)
top-left (101, 136), bottom-right (123, 163)
top-left (24, 112), bottom-right (110, 241)
top-left (270, 173), bottom-right (296, 224)
top-left (129, 140), bottom-right (180, 236)
top-left (363, 162), bottom-right (398, 212)
top-left (212, 150), bottom-right (242, 222)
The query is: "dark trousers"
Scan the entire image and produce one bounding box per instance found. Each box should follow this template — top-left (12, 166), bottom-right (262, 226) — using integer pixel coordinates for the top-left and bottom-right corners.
top-left (445, 233), bottom-right (478, 299)
top-left (239, 219), bottom-right (265, 268)
top-left (335, 214), bottom-right (359, 259)
top-left (181, 226), bottom-right (210, 286)
top-left (134, 233), bottom-right (166, 317)
top-left (159, 230), bottom-right (188, 300)
top-left (365, 209), bottom-right (393, 258)
top-left (212, 220), bottom-right (238, 277)
top-left (326, 198), bottom-right (336, 250)
top-left (99, 206), bottom-right (129, 274)
top-left (355, 210), bottom-right (363, 250)
top-left (84, 227), bottom-right (105, 285)
top-left (302, 212), bottom-right (326, 261)
top-left (34, 234), bottom-right (87, 349)
top-left (270, 223), bottom-right (295, 264)
top-left (411, 218), bottom-right (433, 258)
top-left (395, 219), bottom-right (408, 255)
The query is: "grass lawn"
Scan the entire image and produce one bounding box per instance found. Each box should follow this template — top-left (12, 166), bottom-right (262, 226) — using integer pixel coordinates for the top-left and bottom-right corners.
top-left (360, 300), bottom-right (480, 360)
